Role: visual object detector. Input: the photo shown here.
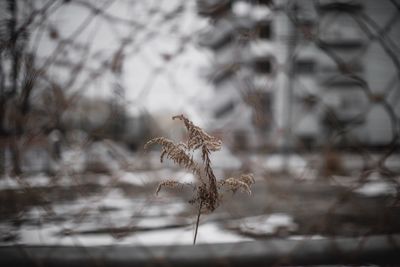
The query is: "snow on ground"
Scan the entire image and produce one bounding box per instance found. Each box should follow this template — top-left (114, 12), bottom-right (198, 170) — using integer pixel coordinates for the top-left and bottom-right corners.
top-left (332, 171), bottom-right (398, 197)
top-left (118, 169), bottom-right (196, 186)
top-left (237, 213), bottom-right (298, 236)
top-left (0, 174), bottom-right (51, 190)
top-left (61, 147), bottom-right (87, 173)
top-left (6, 221), bottom-right (252, 246)
top-left (354, 181), bottom-right (397, 197)
top-left (14, 225), bottom-right (117, 247)
top-left (28, 188), bottom-right (188, 222)
top-left (288, 235), bottom-right (325, 240)
top-left (262, 154), bottom-right (307, 174)
top-left (1, 149), bottom-right (399, 246)
top-left (119, 222), bottom-right (252, 246)
top-left (0, 187), bottom-right (204, 246)
top-left (249, 153), bottom-right (314, 179)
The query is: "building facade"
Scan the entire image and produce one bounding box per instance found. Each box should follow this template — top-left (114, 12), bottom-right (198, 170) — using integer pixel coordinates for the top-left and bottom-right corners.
top-left (197, 0), bottom-right (400, 150)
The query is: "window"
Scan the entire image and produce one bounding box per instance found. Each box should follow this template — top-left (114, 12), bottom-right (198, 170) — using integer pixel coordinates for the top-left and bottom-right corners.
top-left (257, 21), bottom-right (272, 39)
top-left (253, 57), bottom-right (272, 73)
top-left (256, 0), bottom-right (273, 6)
top-left (295, 60), bottom-right (315, 75)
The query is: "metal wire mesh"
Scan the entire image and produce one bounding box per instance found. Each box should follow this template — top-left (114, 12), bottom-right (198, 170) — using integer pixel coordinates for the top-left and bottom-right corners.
top-left (0, 0), bottom-right (399, 266)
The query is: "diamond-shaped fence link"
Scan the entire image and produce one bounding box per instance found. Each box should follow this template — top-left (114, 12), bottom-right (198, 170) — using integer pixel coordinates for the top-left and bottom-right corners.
top-left (0, 0), bottom-right (399, 266)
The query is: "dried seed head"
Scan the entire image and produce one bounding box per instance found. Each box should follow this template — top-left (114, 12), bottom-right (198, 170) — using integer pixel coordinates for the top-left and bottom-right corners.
top-left (219, 173), bottom-right (255, 195)
top-left (239, 173), bottom-right (255, 186)
top-left (145, 137), bottom-right (200, 175)
top-left (145, 115), bottom-right (254, 223)
top-left (155, 179), bottom-right (183, 195)
top-left (172, 114), bottom-right (222, 152)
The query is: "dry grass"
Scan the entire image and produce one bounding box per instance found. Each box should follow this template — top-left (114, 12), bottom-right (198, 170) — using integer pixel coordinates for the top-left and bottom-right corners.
top-left (145, 114), bottom-right (254, 244)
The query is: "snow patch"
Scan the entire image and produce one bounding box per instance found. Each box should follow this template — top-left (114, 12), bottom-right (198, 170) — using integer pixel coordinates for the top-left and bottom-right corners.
top-left (118, 169), bottom-right (196, 186)
top-left (0, 174), bottom-right (50, 190)
top-left (9, 222), bottom-right (251, 246)
top-left (238, 213), bottom-right (298, 236)
top-left (354, 181), bottom-right (396, 197)
top-left (261, 154), bottom-right (308, 176)
top-left (120, 222), bottom-right (252, 246)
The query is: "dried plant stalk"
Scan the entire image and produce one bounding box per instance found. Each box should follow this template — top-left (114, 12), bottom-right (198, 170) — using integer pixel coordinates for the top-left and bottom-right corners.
top-left (145, 114), bottom-right (254, 244)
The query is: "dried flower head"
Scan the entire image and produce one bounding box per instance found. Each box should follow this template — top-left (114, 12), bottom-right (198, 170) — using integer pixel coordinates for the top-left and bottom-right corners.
top-left (172, 114), bottom-right (222, 152)
top-left (155, 179), bottom-right (190, 195)
top-left (144, 137), bottom-right (200, 175)
top-left (145, 114), bottom-right (254, 244)
top-left (219, 174), bottom-right (255, 195)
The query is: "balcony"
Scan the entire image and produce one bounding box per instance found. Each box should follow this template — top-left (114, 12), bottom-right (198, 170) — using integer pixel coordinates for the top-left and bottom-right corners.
top-left (317, 1), bottom-right (363, 13)
top-left (197, 21), bottom-right (235, 50)
top-left (318, 39), bottom-right (365, 50)
top-left (318, 64), bottom-right (363, 84)
top-left (197, 0), bottom-right (232, 16)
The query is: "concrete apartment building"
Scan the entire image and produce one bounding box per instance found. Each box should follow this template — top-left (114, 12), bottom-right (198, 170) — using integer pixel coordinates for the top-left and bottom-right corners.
top-left (197, 0), bottom-right (400, 150)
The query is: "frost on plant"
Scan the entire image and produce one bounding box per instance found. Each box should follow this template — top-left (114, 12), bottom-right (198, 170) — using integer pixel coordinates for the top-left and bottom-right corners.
top-left (145, 114), bottom-right (254, 244)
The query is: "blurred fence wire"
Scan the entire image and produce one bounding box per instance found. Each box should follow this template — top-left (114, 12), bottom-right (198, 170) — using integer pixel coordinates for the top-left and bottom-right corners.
top-left (0, 0), bottom-right (400, 266)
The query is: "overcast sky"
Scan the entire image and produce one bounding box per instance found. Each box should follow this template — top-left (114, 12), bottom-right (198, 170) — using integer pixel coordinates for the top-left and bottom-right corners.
top-left (28, 0), bottom-right (214, 124)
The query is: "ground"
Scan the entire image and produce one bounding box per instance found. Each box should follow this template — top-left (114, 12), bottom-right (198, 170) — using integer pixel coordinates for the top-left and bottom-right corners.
top-left (0, 150), bottom-right (399, 246)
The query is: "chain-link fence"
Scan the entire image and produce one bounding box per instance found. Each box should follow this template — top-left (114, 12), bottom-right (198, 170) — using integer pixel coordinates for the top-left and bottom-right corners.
top-left (0, 0), bottom-right (399, 266)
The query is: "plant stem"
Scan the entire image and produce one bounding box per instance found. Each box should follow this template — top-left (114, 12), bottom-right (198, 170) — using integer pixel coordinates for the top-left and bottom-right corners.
top-left (193, 201), bottom-right (202, 245)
